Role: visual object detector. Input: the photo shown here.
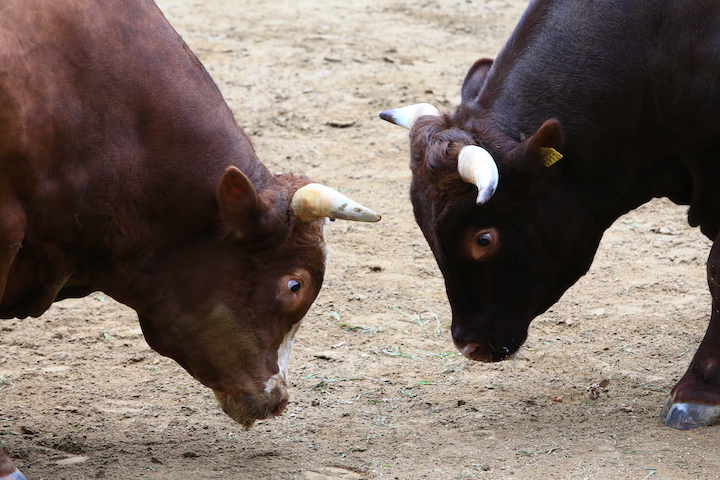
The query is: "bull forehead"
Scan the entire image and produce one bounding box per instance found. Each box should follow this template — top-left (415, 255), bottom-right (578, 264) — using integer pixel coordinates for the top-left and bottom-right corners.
top-left (282, 218), bottom-right (330, 281)
top-left (412, 108), bottom-right (514, 166)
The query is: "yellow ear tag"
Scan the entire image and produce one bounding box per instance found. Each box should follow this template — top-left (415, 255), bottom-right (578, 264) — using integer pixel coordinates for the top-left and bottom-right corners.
top-left (539, 147), bottom-right (563, 167)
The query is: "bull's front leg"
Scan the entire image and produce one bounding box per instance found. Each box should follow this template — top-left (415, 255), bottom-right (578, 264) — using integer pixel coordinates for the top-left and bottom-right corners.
top-left (0, 242), bottom-right (21, 305)
top-left (0, 447), bottom-right (26, 480)
top-left (0, 200), bottom-right (25, 307)
top-left (661, 235), bottom-right (720, 429)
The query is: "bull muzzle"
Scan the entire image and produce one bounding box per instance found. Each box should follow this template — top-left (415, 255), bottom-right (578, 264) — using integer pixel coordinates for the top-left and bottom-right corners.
top-left (213, 385), bottom-right (289, 430)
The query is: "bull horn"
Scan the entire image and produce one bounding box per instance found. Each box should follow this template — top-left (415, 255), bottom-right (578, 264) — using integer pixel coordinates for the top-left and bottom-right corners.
top-left (379, 103), bottom-right (440, 129)
top-left (291, 184), bottom-right (381, 223)
top-left (458, 145), bottom-right (499, 205)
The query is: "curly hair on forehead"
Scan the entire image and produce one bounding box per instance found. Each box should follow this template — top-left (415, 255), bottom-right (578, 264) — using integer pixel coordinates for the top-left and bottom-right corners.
top-left (409, 110), bottom-right (512, 197)
top-left (410, 115), bottom-right (472, 182)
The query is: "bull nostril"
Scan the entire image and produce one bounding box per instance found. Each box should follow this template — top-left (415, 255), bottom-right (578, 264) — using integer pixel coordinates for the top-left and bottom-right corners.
top-left (268, 397), bottom-right (289, 418)
top-left (460, 342), bottom-right (493, 362)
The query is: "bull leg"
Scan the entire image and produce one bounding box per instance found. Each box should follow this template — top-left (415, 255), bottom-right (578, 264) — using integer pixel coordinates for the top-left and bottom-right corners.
top-left (660, 234), bottom-right (720, 429)
top-left (0, 447), bottom-right (27, 480)
top-left (0, 200), bottom-right (25, 306)
top-left (0, 204), bottom-right (27, 480)
top-left (0, 242), bottom-right (21, 305)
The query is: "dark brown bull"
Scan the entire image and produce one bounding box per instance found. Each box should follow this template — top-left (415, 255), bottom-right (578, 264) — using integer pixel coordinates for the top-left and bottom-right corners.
top-left (381, 0), bottom-right (720, 429)
top-left (0, 0), bottom-right (379, 452)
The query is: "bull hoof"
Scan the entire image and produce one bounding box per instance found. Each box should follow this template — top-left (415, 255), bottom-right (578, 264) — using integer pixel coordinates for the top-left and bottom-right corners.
top-left (660, 396), bottom-right (720, 430)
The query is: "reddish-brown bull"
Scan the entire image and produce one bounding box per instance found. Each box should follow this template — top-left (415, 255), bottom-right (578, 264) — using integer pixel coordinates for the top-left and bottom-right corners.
top-left (0, 0), bottom-right (379, 471)
top-left (382, 0), bottom-right (720, 430)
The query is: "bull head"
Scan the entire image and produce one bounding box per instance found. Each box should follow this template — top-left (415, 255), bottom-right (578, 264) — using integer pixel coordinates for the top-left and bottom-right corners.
top-left (379, 103), bottom-right (499, 204)
top-left (164, 166), bottom-right (381, 428)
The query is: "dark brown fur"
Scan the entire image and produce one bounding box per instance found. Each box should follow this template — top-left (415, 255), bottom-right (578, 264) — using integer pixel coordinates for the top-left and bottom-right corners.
top-left (403, 0), bottom-right (720, 429)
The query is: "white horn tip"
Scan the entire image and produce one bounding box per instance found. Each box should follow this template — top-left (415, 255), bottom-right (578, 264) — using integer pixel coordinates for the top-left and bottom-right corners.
top-left (458, 145), bottom-right (499, 205)
top-left (292, 183), bottom-right (382, 223)
top-left (379, 103), bottom-right (440, 129)
top-left (337, 206), bottom-right (382, 223)
top-left (475, 189), bottom-right (496, 205)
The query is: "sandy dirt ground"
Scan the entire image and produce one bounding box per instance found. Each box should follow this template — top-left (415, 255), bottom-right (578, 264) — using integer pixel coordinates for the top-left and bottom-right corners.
top-left (2, 0), bottom-right (720, 478)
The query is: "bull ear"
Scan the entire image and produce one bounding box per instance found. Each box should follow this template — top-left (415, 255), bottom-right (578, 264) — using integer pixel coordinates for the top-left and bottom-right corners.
top-left (461, 58), bottom-right (493, 103)
top-left (216, 166), bottom-right (273, 240)
top-left (505, 119), bottom-right (564, 197)
top-left (527, 118), bottom-right (564, 169)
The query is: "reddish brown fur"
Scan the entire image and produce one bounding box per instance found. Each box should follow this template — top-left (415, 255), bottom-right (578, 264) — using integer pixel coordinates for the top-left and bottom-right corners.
top-left (0, 448), bottom-right (17, 477)
top-left (0, 0), bottom-right (332, 436)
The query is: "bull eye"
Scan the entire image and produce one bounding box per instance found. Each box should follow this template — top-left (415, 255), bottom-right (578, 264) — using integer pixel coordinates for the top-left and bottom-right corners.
top-left (287, 280), bottom-right (301, 294)
top-left (476, 233), bottom-right (492, 247)
top-left (467, 228), bottom-right (499, 261)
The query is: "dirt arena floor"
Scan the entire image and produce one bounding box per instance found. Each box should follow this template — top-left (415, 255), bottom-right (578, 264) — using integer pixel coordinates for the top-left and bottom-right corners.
top-left (3, 0), bottom-right (720, 478)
